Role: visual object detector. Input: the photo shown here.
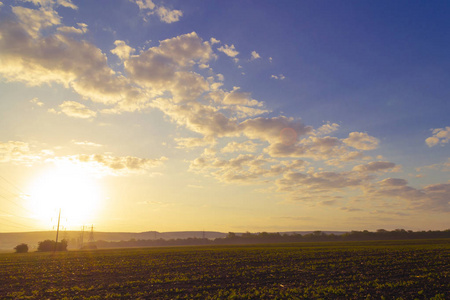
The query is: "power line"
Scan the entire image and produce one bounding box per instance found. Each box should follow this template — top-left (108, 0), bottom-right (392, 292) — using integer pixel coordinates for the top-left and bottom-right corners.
top-left (0, 217), bottom-right (36, 231)
top-left (0, 175), bottom-right (28, 195)
top-left (0, 175), bottom-right (36, 217)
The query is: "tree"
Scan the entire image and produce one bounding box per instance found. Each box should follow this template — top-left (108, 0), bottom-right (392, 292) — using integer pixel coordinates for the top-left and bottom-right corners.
top-left (14, 243), bottom-right (28, 253)
top-left (37, 239), bottom-right (68, 252)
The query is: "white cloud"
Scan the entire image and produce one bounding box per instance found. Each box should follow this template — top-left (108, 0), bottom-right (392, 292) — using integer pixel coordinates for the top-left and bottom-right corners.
top-left (72, 140), bottom-right (102, 148)
top-left (58, 101), bottom-right (97, 119)
top-left (131, 0), bottom-right (155, 10)
top-left (30, 97), bottom-right (44, 107)
top-left (175, 137), bottom-right (215, 149)
top-left (426, 126), bottom-right (450, 147)
top-left (251, 51), bottom-right (260, 60)
top-left (57, 23), bottom-right (87, 34)
top-left (12, 6), bottom-right (61, 38)
top-left (313, 122), bottom-right (339, 136)
top-left (0, 7), bottom-right (144, 109)
top-left (152, 99), bottom-right (239, 137)
top-left (0, 141), bottom-right (32, 163)
top-left (210, 37), bottom-right (220, 45)
top-left (221, 141), bottom-right (259, 153)
top-left (111, 40), bottom-right (136, 61)
top-left (125, 32), bottom-right (213, 95)
top-left (343, 132), bottom-right (379, 150)
top-left (156, 6), bottom-right (183, 23)
top-left (22, 0), bottom-right (78, 10)
top-left (222, 87), bottom-right (262, 107)
top-left (218, 44), bottom-right (239, 58)
top-left (271, 74), bottom-right (285, 80)
top-left (0, 140), bottom-right (53, 165)
top-left (65, 154), bottom-right (168, 176)
top-left (130, 1), bottom-right (182, 23)
top-left (240, 116), bottom-right (312, 144)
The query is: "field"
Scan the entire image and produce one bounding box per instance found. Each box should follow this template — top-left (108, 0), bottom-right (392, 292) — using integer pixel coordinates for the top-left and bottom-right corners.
top-left (1, 239), bottom-right (448, 299)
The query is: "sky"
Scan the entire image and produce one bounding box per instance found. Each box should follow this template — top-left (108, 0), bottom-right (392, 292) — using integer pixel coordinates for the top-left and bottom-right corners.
top-left (0, 0), bottom-right (449, 233)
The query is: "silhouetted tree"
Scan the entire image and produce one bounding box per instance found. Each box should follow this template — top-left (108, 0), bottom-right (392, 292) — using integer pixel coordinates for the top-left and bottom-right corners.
top-left (37, 239), bottom-right (68, 252)
top-left (14, 243), bottom-right (28, 253)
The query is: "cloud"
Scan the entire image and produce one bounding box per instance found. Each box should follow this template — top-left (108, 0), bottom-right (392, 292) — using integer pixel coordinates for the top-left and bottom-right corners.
top-left (174, 136), bottom-right (215, 149)
top-left (343, 132), bottom-right (379, 150)
top-left (0, 141), bottom-right (32, 163)
top-left (124, 32), bottom-right (213, 99)
top-left (0, 139), bottom-right (166, 177)
top-left (131, 0), bottom-right (155, 10)
top-left (426, 126), bottom-right (450, 147)
top-left (340, 207), bottom-right (362, 212)
top-left (218, 44), bottom-right (239, 58)
top-left (369, 178), bottom-right (449, 212)
top-left (353, 161), bottom-right (396, 173)
top-left (221, 141), bottom-right (259, 153)
top-left (111, 40), bottom-right (136, 61)
top-left (210, 37), bottom-right (220, 45)
top-left (55, 154), bottom-right (168, 176)
top-left (271, 74), bottom-right (286, 80)
top-left (190, 153), bottom-right (297, 184)
top-left (57, 23), bottom-right (88, 34)
top-left (130, 0), bottom-right (182, 23)
top-left (240, 116), bottom-right (311, 144)
top-left (0, 140), bottom-right (53, 165)
top-left (0, 7), bottom-right (144, 109)
top-left (11, 6), bottom-right (61, 38)
top-left (251, 51), bottom-right (260, 60)
top-left (57, 101), bottom-right (97, 119)
top-left (276, 170), bottom-right (363, 192)
top-left (312, 122), bottom-right (339, 136)
top-left (22, 0), bottom-right (78, 10)
top-left (156, 6), bottom-right (183, 23)
top-left (72, 140), bottom-right (102, 148)
top-left (152, 99), bottom-right (239, 137)
top-left (265, 136), bottom-right (341, 159)
top-left (417, 158), bottom-right (450, 172)
top-left (379, 178), bottom-right (408, 186)
top-left (222, 87), bottom-right (262, 107)
top-left (30, 97), bottom-right (44, 107)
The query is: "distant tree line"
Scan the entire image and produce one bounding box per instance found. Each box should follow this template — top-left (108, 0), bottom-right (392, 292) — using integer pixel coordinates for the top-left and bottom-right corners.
top-left (93, 229), bottom-right (450, 248)
top-left (14, 239), bottom-right (68, 253)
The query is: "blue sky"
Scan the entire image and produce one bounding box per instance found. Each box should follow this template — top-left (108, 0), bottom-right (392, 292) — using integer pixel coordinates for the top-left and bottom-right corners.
top-left (0, 0), bottom-right (449, 233)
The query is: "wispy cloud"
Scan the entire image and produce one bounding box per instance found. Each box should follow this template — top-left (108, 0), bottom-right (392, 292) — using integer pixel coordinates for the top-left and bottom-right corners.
top-left (55, 101), bottom-right (97, 119)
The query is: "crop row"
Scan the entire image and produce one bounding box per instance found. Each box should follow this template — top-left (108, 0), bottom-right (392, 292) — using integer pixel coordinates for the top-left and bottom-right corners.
top-left (0, 240), bottom-right (448, 299)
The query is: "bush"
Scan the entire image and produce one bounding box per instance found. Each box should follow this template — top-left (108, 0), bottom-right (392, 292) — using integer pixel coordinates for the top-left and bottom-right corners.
top-left (37, 239), bottom-right (68, 252)
top-left (14, 243), bottom-right (29, 253)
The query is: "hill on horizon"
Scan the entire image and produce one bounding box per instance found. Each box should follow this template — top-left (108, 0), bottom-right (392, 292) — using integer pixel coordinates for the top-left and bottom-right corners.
top-left (0, 230), bottom-right (347, 250)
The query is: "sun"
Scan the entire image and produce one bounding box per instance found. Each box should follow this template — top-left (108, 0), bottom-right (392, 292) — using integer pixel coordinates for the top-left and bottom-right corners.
top-left (27, 162), bottom-right (103, 229)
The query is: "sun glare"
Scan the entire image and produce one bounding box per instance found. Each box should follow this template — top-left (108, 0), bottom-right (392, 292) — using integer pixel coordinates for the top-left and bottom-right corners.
top-left (27, 162), bottom-right (103, 229)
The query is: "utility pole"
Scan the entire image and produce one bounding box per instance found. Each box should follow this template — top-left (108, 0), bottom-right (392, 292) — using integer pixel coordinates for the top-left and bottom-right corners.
top-left (80, 225), bottom-right (84, 248)
top-left (54, 208), bottom-right (61, 252)
top-left (88, 224), bottom-right (94, 243)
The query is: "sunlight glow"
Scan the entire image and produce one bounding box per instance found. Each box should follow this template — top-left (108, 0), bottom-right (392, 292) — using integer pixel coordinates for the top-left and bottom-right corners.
top-left (27, 162), bottom-right (103, 229)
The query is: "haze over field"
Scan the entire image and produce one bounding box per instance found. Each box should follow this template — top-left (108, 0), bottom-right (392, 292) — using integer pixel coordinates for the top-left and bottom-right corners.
top-left (0, 0), bottom-right (449, 233)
